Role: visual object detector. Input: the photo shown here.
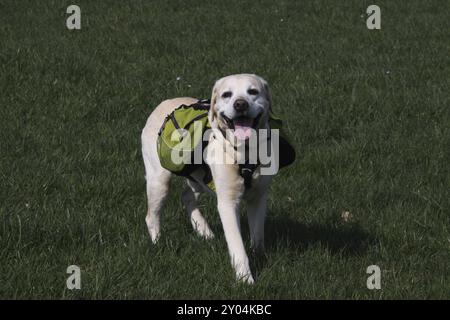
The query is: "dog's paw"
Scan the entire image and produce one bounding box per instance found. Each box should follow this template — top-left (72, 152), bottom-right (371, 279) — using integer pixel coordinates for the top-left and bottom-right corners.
top-left (246, 275), bottom-right (255, 285)
top-left (236, 271), bottom-right (255, 285)
top-left (146, 218), bottom-right (161, 244)
top-left (150, 234), bottom-right (160, 244)
top-left (199, 228), bottom-right (215, 240)
top-left (238, 274), bottom-right (255, 285)
top-left (191, 219), bottom-right (214, 240)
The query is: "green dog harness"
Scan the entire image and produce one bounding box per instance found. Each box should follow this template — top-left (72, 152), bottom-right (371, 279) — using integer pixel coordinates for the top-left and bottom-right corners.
top-left (157, 99), bottom-right (295, 190)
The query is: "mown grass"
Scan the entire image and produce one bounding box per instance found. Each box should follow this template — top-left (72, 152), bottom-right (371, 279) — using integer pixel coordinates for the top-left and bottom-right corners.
top-left (0, 0), bottom-right (449, 299)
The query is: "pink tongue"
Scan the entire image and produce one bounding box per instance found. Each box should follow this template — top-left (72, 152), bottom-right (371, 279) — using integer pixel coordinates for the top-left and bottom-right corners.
top-left (233, 118), bottom-right (253, 140)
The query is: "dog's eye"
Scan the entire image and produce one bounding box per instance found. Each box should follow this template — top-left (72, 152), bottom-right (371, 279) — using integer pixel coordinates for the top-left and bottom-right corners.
top-left (247, 88), bottom-right (259, 95)
top-left (221, 91), bottom-right (232, 98)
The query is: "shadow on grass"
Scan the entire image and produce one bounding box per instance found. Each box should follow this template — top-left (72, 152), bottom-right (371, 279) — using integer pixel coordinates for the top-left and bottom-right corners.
top-left (246, 215), bottom-right (377, 279)
top-left (263, 215), bottom-right (376, 257)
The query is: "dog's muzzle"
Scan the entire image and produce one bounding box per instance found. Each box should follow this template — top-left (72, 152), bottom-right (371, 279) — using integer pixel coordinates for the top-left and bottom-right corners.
top-left (220, 111), bottom-right (263, 140)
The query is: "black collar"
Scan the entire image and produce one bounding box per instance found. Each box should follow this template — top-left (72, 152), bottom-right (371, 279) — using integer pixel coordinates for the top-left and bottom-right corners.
top-left (239, 162), bottom-right (259, 189)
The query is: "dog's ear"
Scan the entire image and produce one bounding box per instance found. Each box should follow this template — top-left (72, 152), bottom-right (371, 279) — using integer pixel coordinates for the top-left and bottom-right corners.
top-left (260, 77), bottom-right (273, 112)
top-left (209, 81), bottom-right (219, 124)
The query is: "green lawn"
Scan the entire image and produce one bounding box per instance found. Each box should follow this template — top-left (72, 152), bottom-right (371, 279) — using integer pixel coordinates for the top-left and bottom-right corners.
top-left (0, 0), bottom-right (449, 299)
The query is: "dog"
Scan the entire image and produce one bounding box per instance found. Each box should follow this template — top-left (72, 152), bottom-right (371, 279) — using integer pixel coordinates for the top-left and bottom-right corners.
top-left (141, 74), bottom-right (275, 284)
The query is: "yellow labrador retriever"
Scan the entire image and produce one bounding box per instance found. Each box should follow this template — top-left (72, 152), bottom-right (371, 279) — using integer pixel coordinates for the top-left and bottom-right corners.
top-left (141, 74), bottom-right (275, 284)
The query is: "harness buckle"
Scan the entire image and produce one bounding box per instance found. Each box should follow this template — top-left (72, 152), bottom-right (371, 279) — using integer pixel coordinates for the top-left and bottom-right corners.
top-left (240, 166), bottom-right (255, 189)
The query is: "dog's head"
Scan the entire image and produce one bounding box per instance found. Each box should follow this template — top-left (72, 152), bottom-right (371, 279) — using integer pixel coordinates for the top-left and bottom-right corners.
top-left (209, 74), bottom-right (272, 141)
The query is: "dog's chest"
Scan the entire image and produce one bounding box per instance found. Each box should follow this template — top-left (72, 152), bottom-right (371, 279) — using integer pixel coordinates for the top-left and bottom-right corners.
top-left (188, 165), bottom-right (263, 196)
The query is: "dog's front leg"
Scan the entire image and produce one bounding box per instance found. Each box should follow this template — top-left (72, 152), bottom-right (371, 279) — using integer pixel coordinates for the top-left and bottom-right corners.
top-left (246, 174), bottom-right (271, 254)
top-left (246, 191), bottom-right (267, 254)
top-left (212, 164), bottom-right (254, 284)
top-left (217, 195), bottom-right (254, 284)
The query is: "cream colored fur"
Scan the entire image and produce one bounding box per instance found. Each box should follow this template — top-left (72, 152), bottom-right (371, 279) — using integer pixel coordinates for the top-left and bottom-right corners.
top-left (141, 74), bottom-right (273, 284)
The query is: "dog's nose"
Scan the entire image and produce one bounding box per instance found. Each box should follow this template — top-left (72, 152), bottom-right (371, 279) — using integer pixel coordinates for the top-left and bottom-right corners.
top-left (233, 99), bottom-right (249, 112)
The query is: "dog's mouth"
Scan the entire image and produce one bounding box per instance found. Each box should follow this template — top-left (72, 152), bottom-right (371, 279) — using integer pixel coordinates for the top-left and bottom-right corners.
top-left (220, 112), bottom-right (262, 140)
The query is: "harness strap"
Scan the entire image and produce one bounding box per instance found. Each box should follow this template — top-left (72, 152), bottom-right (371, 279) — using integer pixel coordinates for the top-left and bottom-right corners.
top-left (211, 127), bottom-right (263, 190)
top-left (239, 163), bottom-right (258, 189)
top-left (193, 99), bottom-right (268, 190)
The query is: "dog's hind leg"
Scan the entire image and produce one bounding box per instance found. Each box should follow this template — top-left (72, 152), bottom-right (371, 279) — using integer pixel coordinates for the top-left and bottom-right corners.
top-left (141, 97), bottom-right (199, 244)
top-left (142, 132), bottom-right (171, 244)
top-left (181, 179), bottom-right (214, 239)
top-left (144, 167), bottom-right (171, 244)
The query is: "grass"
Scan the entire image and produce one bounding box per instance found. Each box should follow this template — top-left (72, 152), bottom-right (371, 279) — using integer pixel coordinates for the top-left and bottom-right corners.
top-left (0, 0), bottom-right (449, 299)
